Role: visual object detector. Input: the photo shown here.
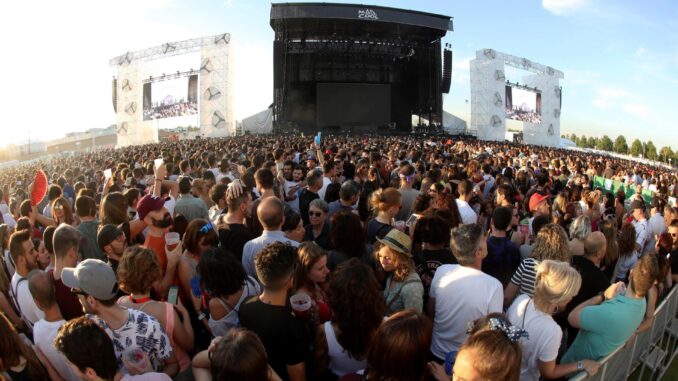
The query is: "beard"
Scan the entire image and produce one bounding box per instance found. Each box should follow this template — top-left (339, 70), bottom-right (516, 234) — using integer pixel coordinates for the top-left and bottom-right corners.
top-left (152, 213), bottom-right (173, 228)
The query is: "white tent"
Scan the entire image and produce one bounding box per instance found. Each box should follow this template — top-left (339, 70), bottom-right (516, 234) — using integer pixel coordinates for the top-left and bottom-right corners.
top-left (442, 111), bottom-right (467, 134)
top-left (560, 138), bottom-right (576, 148)
top-left (241, 107), bottom-right (273, 134)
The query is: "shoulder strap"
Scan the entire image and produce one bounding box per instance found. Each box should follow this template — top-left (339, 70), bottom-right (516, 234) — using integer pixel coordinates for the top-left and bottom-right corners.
top-left (385, 279), bottom-right (420, 310)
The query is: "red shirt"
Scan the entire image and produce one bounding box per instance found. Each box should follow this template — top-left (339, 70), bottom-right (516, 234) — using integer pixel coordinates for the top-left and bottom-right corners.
top-left (48, 270), bottom-right (84, 320)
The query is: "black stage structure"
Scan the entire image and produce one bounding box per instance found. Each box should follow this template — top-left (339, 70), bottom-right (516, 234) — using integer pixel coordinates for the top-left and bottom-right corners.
top-left (270, 3), bottom-right (453, 135)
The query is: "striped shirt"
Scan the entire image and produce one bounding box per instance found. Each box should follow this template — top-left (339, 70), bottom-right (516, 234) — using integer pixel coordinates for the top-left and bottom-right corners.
top-left (510, 258), bottom-right (539, 297)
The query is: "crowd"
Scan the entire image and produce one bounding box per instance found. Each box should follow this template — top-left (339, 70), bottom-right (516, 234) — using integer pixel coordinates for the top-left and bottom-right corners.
top-left (144, 101), bottom-right (198, 120)
top-left (0, 133), bottom-right (677, 381)
top-left (506, 109), bottom-right (542, 124)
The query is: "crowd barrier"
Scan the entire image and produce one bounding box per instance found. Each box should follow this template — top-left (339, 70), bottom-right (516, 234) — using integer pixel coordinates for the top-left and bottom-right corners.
top-left (568, 285), bottom-right (678, 380)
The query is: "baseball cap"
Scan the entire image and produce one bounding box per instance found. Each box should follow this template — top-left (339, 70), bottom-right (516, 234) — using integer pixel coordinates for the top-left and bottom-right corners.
top-left (630, 199), bottom-right (646, 211)
top-left (61, 259), bottom-right (119, 300)
top-left (529, 193), bottom-right (550, 212)
top-left (136, 194), bottom-right (165, 220)
top-left (376, 229), bottom-right (412, 257)
top-left (97, 224), bottom-right (123, 252)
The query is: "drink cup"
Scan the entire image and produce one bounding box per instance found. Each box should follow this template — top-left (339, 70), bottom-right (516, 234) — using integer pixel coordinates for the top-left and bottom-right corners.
top-left (165, 232), bottom-right (181, 252)
top-left (123, 348), bottom-right (148, 372)
top-left (290, 292), bottom-right (312, 318)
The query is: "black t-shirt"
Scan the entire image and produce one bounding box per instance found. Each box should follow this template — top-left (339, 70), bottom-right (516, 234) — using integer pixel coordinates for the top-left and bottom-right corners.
top-left (218, 223), bottom-right (253, 261)
top-left (343, 162), bottom-right (356, 181)
top-left (246, 199), bottom-right (264, 238)
top-left (414, 248), bottom-right (457, 299)
top-left (670, 248), bottom-right (678, 275)
top-left (303, 222), bottom-right (331, 250)
top-left (366, 219), bottom-right (393, 245)
top-left (299, 189), bottom-right (320, 226)
top-left (238, 297), bottom-right (309, 381)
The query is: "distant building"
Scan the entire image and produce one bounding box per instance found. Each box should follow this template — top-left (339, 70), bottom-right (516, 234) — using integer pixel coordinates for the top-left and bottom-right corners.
top-left (45, 125), bottom-right (117, 154)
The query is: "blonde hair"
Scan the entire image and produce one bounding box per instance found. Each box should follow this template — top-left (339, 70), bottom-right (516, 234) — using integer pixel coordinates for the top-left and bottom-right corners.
top-left (370, 188), bottom-right (402, 213)
top-left (374, 244), bottom-right (414, 282)
top-left (531, 224), bottom-right (571, 262)
top-left (569, 215), bottom-right (591, 241)
top-left (533, 260), bottom-right (581, 313)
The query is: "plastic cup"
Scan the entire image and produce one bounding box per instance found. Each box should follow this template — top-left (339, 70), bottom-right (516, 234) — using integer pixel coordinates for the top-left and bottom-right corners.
top-left (123, 348), bottom-right (147, 370)
top-left (165, 232), bottom-right (181, 252)
top-left (290, 292), bottom-right (312, 318)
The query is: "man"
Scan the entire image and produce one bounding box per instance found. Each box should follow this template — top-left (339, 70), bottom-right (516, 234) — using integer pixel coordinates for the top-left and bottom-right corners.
top-left (218, 180), bottom-right (254, 261)
top-left (242, 197), bottom-right (299, 280)
top-left (317, 160), bottom-right (335, 201)
top-left (179, 159), bottom-right (193, 178)
top-left (299, 170), bottom-right (323, 226)
top-left (55, 316), bottom-right (172, 381)
top-left (524, 173), bottom-right (550, 211)
top-left (75, 195), bottom-right (105, 261)
top-left (563, 255), bottom-right (658, 362)
top-left (43, 184), bottom-right (63, 219)
top-left (208, 183), bottom-right (228, 224)
top-left (630, 199), bottom-right (650, 254)
top-left (284, 164), bottom-right (305, 214)
top-left (528, 193), bottom-right (551, 235)
top-left (9, 229), bottom-right (44, 329)
top-left (327, 180), bottom-right (359, 218)
top-left (668, 220), bottom-right (678, 283)
top-left (239, 242), bottom-right (308, 381)
top-left (97, 225), bottom-right (128, 273)
top-left (645, 197), bottom-right (666, 255)
top-left (51, 224), bottom-right (85, 320)
top-left (396, 164), bottom-right (420, 221)
top-left (62, 259), bottom-right (178, 377)
top-left (28, 270), bottom-right (79, 381)
top-left (173, 176), bottom-right (209, 222)
top-left (563, 231), bottom-right (611, 345)
top-left (482, 206), bottom-right (520, 286)
top-left (247, 168), bottom-right (277, 237)
top-left (495, 184), bottom-right (515, 208)
top-left (455, 180), bottom-right (478, 225)
top-left (427, 224), bottom-right (502, 362)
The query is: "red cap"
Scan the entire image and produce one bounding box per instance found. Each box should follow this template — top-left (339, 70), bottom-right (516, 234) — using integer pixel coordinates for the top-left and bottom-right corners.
top-left (136, 194), bottom-right (166, 220)
top-left (529, 193), bottom-right (550, 212)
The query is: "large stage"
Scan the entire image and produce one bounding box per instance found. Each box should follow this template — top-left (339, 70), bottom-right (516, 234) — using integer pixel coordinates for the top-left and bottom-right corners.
top-left (270, 3), bottom-right (453, 134)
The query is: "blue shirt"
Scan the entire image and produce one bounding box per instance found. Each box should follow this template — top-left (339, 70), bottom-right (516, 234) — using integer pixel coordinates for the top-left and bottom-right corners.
top-left (242, 231), bottom-right (299, 280)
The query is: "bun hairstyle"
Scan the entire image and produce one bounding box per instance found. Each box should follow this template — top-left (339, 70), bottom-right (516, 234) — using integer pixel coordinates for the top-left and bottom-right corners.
top-left (461, 313), bottom-right (523, 381)
top-left (533, 260), bottom-right (582, 313)
top-left (370, 187), bottom-right (401, 212)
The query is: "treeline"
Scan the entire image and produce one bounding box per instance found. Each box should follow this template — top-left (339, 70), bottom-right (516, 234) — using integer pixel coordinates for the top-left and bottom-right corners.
top-left (561, 133), bottom-right (675, 164)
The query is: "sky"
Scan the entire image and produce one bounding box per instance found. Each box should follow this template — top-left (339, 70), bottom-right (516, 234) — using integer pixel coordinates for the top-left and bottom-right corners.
top-left (1, 0), bottom-right (677, 150)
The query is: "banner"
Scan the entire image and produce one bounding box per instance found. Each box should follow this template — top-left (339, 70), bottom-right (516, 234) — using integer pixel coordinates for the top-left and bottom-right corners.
top-left (593, 176), bottom-right (653, 204)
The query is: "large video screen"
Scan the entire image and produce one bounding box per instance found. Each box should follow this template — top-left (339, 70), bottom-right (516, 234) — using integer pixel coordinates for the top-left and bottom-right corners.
top-left (143, 75), bottom-right (198, 121)
top-left (316, 83), bottom-right (391, 127)
top-left (505, 85), bottom-right (542, 124)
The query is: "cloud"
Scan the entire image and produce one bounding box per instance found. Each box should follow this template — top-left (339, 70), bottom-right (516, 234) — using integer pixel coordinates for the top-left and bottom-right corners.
top-left (592, 86), bottom-right (629, 108)
top-left (542, 0), bottom-right (589, 15)
top-left (621, 103), bottom-right (651, 119)
top-left (635, 46), bottom-right (647, 57)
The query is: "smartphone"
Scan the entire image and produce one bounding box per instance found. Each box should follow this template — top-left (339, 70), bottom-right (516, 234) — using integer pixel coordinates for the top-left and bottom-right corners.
top-left (167, 286), bottom-right (179, 305)
top-left (405, 213), bottom-right (418, 228)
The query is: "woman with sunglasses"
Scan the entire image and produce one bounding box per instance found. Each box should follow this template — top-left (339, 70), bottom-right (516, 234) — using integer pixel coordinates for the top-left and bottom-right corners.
top-left (51, 196), bottom-right (75, 226)
top-left (179, 219), bottom-right (220, 314)
top-left (304, 199), bottom-right (331, 250)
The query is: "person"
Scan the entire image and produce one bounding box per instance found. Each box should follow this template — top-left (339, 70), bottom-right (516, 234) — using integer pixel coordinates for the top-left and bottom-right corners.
top-left (396, 164), bottom-right (420, 221)
top-left (507, 260), bottom-right (599, 380)
top-left (563, 254), bottom-right (658, 363)
top-left (282, 208), bottom-right (305, 243)
top-left (197, 246), bottom-right (260, 338)
top-left (97, 224), bottom-right (128, 273)
top-left (598, 218), bottom-right (619, 281)
top-left (314, 258), bottom-right (385, 379)
top-left (52, 196), bottom-right (75, 226)
top-left (61, 259), bottom-right (179, 377)
top-left (50, 224), bottom-right (86, 320)
top-left (299, 170), bottom-right (323, 226)
top-left (54, 316), bottom-right (172, 381)
top-left (318, 161), bottom-right (335, 201)
top-left (75, 195), bottom-right (105, 261)
top-left (482, 206), bottom-right (520, 286)
top-left (9, 229), bottom-right (44, 330)
top-left (192, 328), bottom-right (282, 381)
top-left (327, 180), bottom-right (359, 218)
top-left (246, 168), bottom-right (278, 237)
top-left (304, 199), bottom-right (331, 250)
top-left (0, 312), bottom-right (49, 380)
top-left (455, 180), bottom-right (478, 225)
top-left (327, 211), bottom-right (369, 270)
top-left (375, 229), bottom-right (423, 315)
top-left (242, 197), bottom-right (299, 280)
top-left (116, 246), bottom-right (194, 375)
top-left (429, 314), bottom-right (523, 381)
top-left (173, 176), bottom-right (209, 222)
top-left (294, 242), bottom-right (331, 323)
top-left (217, 180), bottom-right (254, 261)
top-left (238, 242), bottom-right (309, 381)
top-left (340, 310), bottom-right (432, 381)
top-left (630, 199), bottom-right (650, 254)
top-left (568, 216), bottom-right (591, 256)
top-left (645, 197), bottom-right (666, 255)
top-left (637, 255), bottom-right (662, 333)
top-left (411, 211), bottom-right (455, 306)
top-left (366, 187), bottom-right (401, 244)
top-left (99, 192), bottom-right (146, 246)
top-left (177, 219), bottom-right (219, 312)
top-left (504, 223), bottom-right (571, 306)
top-left (615, 222), bottom-right (639, 282)
top-left (28, 269), bottom-right (80, 381)
top-left (428, 224), bottom-right (502, 363)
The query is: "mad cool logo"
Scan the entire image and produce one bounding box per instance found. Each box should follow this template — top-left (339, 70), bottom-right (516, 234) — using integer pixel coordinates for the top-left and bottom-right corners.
top-left (358, 9), bottom-right (379, 20)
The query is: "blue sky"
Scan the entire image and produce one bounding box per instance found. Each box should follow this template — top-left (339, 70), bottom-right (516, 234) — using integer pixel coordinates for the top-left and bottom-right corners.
top-left (1, 0), bottom-right (677, 149)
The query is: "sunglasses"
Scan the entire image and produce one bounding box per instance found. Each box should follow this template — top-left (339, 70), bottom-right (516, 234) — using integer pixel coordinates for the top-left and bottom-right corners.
top-left (309, 211), bottom-right (323, 217)
top-left (199, 221), bottom-right (214, 234)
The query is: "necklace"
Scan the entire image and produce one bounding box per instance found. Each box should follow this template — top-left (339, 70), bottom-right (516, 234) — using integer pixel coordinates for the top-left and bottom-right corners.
top-left (129, 295), bottom-right (152, 304)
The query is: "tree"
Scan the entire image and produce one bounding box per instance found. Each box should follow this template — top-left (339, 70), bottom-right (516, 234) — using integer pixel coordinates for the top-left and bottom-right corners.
top-left (613, 135), bottom-right (628, 154)
top-left (576, 135), bottom-right (587, 148)
top-left (597, 135), bottom-right (613, 151)
top-left (587, 136), bottom-right (598, 149)
top-left (630, 139), bottom-right (643, 157)
top-left (659, 146), bottom-right (674, 163)
top-left (569, 133), bottom-right (578, 143)
top-left (645, 140), bottom-right (657, 160)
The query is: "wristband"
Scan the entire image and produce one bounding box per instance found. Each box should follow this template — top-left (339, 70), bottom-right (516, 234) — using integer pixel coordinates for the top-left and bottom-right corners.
top-left (197, 311), bottom-right (208, 321)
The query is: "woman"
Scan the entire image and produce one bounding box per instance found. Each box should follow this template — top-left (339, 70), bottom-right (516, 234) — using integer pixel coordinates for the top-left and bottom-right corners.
top-left (314, 258), bottom-right (385, 379)
top-left (504, 224), bottom-right (571, 307)
top-left (116, 246), bottom-right (194, 375)
top-left (375, 229), bottom-right (423, 315)
top-left (615, 222), bottom-right (638, 282)
top-left (0, 225), bottom-right (23, 332)
top-left (0, 313), bottom-right (49, 380)
top-left (99, 192), bottom-right (146, 245)
top-left (51, 197), bottom-right (75, 226)
top-left (429, 313), bottom-right (523, 381)
top-left (664, 206), bottom-right (677, 230)
top-left (598, 219), bottom-right (619, 281)
top-left (304, 199), bottom-right (331, 250)
top-left (192, 328), bottom-right (282, 381)
top-left (367, 188), bottom-right (402, 244)
top-left (178, 219), bottom-right (219, 313)
top-left (197, 247), bottom-right (260, 338)
top-left (33, 239), bottom-right (51, 271)
top-left (327, 211), bottom-right (369, 270)
top-left (340, 310), bottom-right (432, 381)
top-left (568, 216), bottom-right (591, 256)
top-left (294, 242), bottom-right (331, 324)
top-left (282, 208), bottom-right (305, 244)
top-left (507, 260), bottom-right (599, 380)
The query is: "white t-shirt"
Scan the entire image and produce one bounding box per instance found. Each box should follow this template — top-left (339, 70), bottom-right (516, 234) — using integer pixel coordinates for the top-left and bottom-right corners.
top-left (507, 295), bottom-right (561, 381)
top-left (429, 264), bottom-right (502, 358)
top-left (645, 213), bottom-right (666, 254)
top-left (10, 272), bottom-right (44, 328)
top-left (163, 196), bottom-right (175, 217)
top-left (121, 373), bottom-right (172, 381)
top-left (633, 219), bottom-right (649, 253)
top-left (284, 179), bottom-right (301, 213)
top-left (34, 319), bottom-right (80, 381)
top-left (318, 176), bottom-right (332, 201)
top-left (455, 199), bottom-right (478, 225)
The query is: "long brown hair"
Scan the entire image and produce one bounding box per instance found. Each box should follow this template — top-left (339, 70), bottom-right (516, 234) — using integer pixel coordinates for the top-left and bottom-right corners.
top-left (294, 242), bottom-right (326, 295)
top-left (52, 197), bottom-right (74, 226)
top-left (99, 192), bottom-right (129, 225)
top-left (0, 313), bottom-right (48, 380)
top-left (598, 219), bottom-right (619, 269)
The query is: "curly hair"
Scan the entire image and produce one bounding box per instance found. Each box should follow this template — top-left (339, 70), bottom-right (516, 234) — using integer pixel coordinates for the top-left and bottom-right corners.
top-left (531, 224), bottom-right (571, 262)
top-left (618, 222), bottom-right (637, 258)
top-left (254, 242), bottom-right (298, 290)
top-left (328, 258), bottom-right (385, 359)
top-left (373, 243), bottom-right (414, 282)
top-left (329, 211), bottom-right (366, 256)
top-left (197, 247), bottom-right (246, 297)
top-left (116, 246), bottom-right (162, 295)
